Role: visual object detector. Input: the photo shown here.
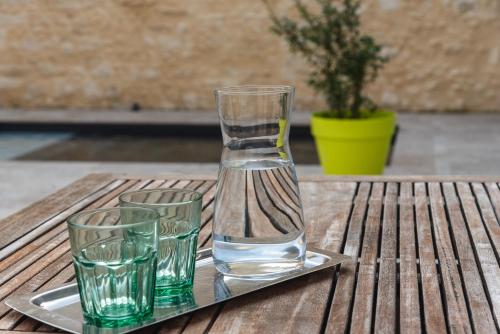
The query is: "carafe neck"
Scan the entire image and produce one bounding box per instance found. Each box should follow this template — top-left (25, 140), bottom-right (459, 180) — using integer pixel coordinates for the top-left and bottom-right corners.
top-left (215, 85), bottom-right (294, 162)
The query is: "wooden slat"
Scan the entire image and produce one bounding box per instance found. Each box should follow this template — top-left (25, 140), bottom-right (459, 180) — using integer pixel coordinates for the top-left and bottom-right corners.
top-left (7, 179), bottom-right (169, 331)
top-left (325, 182), bottom-right (371, 333)
top-left (1, 175), bottom-right (499, 334)
top-left (0, 229), bottom-right (68, 288)
top-left (374, 182), bottom-right (398, 333)
top-left (0, 179), bottom-right (150, 286)
top-left (205, 181), bottom-right (357, 333)
top-left (198, 219), bottom-right (213, 248)
top-left (0, 180), bottom-right (161, 329)
top-left (485, 182), bottom-right (500, 222)
top-left (456, 182), bottom-right (500, 325)
top-left (0, 257), bottom-right (74, 329)
top-left (0, 180), bottom-right (187, 322)
top-left (183, 180), bottom-right (206, 191)
top-left (154, 316), bottom-right (189, 334)
top-left (442, 183), bottom-right (497, 334)
top-left (414, 182), bottom-right (448, 333)
top-left (14, 317), bottom-right (42, 332)
top-left (35, 323), bottom-right (59, 332)
top-left (0, 241), bottom-right (71, 316)
top-left (196, 181), bottom-right (217, 248)
top-left (5, 176), bottom-right (207, 332)
top-left (155, 305), bottom-right (222, 334)
top-left (399, 182), bottom-right (421, 334)
top-left (350, 182), bottom-right (384, 334)
top-left (177, 305), bottom-right (221, 333)
top-left (5, 179), bottom-right (214, 332)
top-left (151, 179), bottom-right (182, 190)
top-left (428, 182), bottom-right (472, 333)
top-left (4, 179), bottom-right (212, 331)
top-left (0, 253), bottom-right (72, 321)
top-left (0, 178), bottom-right (125, 261)
top-left (471, 183), bottom-right (500, 253)
top-left (0, 174), bottom-right (115, 250)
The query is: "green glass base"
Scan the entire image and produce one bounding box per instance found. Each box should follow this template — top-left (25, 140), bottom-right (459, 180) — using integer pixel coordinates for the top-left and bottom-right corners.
top-left (155, 282), bottom-right (193, 297)
top-left (83, 308), bottom-right (152, 328)
top-left (154, 289), bottom-right (195, 308)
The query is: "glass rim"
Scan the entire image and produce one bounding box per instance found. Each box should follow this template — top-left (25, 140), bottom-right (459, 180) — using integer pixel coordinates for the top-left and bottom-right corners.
top-left (214, 85), bottom-right (295, 96)
top-left (67, 207), bottom-right (159, 230)
top-left (118, 188), bottom-right (203, 207)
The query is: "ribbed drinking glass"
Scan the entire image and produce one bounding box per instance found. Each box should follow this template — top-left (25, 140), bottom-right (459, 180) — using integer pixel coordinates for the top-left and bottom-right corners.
top-left (67, 207), bottom-right (159, 327)
top-left (119, 189), bottom-right (202, 300)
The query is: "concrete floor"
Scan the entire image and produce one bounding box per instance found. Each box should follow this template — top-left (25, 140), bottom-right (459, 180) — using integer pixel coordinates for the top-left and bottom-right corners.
top-left (1, 112), bottom-right (500, 220)
top-left (385, 113), bottom-right (500, 175)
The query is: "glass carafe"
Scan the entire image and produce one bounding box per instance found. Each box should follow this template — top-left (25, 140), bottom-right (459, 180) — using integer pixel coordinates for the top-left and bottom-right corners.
top-left (212, 85), bottom-right (306, 278)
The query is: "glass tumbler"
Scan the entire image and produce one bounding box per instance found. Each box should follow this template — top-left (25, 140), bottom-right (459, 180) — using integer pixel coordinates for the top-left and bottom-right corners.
top-left (213, 85), bottom-right (307, 278)
top-left (67, 207), bottom-right (159, 327)
top-left (119, 189), bottom-right (202, 299)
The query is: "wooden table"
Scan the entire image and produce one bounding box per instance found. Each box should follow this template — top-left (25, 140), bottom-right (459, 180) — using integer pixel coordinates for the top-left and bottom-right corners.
top-left (0, 174), bottom-right (499, 334)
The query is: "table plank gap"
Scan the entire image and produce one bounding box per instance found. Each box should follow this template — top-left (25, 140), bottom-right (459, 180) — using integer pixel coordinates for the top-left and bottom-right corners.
top-left (13, 318), bottom-right (41, 332)
top-left (374, 182), bottom-right (398, 334)
top-left (152, 313), bottom-right (190, 334)
top-left (195, 185), bottom-right (217, 249)
top-left (399, 182), bottom-right (421, 334)
top-left (174, 180), bottom-right (195, 190)
top-left (425, 182), bottom-right (454, 334)
top-left (349, 182), bottom-right (384, 334)
top-left (35, 323), bottom-right (60, 332)
top-left (414, 182), bottom-right (448, 333)
top-left (471, 183), bottom-right (500, 258)
top-left (428, 182), bottom-right (472, 333)
top-left (180, 305), bottom-right (223, 334)
top-left (442, 183), bottom-right (498, 334)
top-left (325, 182), bottom-right (371, 334)
top-left (183, 180), bottom-right (206, 191)
top-left (319, 182), bottom-right (359, 334)
top-left (456, 182), bottom-right (500, 327)
top-left (484, 183), bottom-right (500, 224)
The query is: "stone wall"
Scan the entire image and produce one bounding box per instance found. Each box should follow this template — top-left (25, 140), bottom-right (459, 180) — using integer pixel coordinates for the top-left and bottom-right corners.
top-left (0, 0), bottom-right (499, 112)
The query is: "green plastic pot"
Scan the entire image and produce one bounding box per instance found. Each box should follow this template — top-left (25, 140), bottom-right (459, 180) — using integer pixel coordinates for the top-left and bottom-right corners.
top-left (311, 110), bottom-right (396, 175)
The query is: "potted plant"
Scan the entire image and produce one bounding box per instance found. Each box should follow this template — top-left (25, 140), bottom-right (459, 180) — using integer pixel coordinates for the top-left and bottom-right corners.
top-left (266, 0), bottom-right (396, 174)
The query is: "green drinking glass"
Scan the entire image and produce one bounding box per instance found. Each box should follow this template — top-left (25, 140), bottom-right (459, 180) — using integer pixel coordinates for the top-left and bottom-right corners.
top-left (67, 207), bottom-right (159, 327)
top-left (119, 189), bottom-right (202, 300)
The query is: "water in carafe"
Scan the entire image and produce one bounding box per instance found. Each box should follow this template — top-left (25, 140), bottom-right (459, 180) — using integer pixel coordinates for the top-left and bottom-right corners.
top-left (212, 86), bottom-right (306, 278)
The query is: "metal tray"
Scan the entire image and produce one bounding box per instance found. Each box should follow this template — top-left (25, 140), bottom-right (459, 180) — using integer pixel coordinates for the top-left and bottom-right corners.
top-left (6, 246), bottom-right (351, 334)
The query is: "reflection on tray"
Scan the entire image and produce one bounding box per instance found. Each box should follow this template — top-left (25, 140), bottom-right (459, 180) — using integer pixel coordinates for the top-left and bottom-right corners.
top-left (6, 248), bottom-right (349, 334)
